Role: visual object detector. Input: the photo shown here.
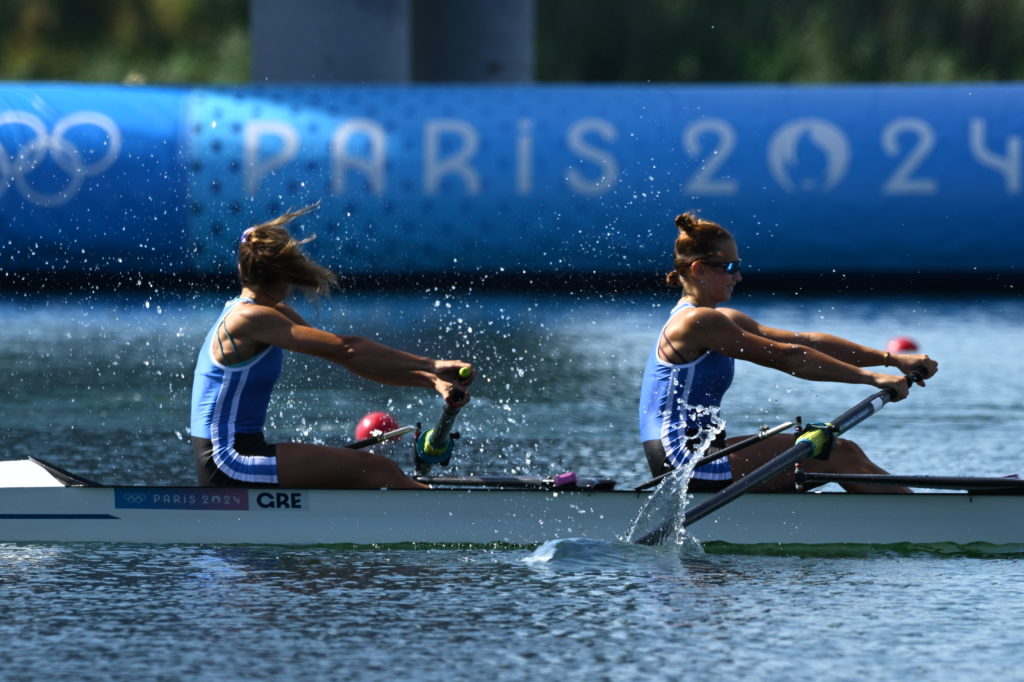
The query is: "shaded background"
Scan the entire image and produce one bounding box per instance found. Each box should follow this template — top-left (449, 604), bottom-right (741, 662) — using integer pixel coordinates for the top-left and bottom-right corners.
top-left (2, 0), bottom-right (1024, 84)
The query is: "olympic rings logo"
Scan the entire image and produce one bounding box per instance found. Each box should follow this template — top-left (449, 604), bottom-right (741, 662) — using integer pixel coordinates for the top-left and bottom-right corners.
top-left (121, 492), bottom-right (148, 504)
top-left (0, 110), bottom-right (122, 207)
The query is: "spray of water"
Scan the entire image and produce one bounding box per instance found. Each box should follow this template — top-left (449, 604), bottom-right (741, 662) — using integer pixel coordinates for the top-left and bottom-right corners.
top-left (625, 404), bottom-right (725, 550)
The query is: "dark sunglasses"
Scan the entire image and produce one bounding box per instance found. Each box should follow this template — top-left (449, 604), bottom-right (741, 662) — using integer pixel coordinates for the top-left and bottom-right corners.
top-left (700, 259), bottom-right (742, 275)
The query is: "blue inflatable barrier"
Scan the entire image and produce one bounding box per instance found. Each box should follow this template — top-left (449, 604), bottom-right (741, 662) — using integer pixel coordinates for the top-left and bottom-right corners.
top-left (0, 82), bottom-right (1020, 279)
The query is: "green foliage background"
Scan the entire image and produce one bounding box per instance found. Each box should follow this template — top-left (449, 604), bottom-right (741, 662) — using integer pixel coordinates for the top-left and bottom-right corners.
top-left (538, 0), bottom-right (1024, 82)
top-left (0, 0), bottom-right (250, 83)
top-left (1, 0), bottom-right (1022, 83)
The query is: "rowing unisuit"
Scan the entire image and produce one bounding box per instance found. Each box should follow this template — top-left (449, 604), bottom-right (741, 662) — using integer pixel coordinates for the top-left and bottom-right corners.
top-left (190, 297), bottom-right (283, 485)
top-left (638, 301), bottom-right (735, 481)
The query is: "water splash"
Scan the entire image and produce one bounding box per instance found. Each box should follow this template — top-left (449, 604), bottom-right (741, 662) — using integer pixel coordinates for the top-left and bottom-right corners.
top-left (625, 404), bottom-right (725, 550)
top-left (625, 469), bottom-right (702, 551)
top-left (523, 537), bottom-right (691, 571)
top-left (678, 403), bottom-right (727, 456)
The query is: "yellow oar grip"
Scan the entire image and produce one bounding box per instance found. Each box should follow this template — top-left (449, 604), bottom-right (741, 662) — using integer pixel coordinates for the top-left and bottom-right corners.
top-left (420, 429), bottom-right (449, 456)
top-left (795, 422), bottom-right (837, 459)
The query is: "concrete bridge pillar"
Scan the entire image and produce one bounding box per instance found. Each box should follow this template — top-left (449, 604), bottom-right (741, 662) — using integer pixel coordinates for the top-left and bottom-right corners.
top-left (250, 0), bottom-right (534, 83)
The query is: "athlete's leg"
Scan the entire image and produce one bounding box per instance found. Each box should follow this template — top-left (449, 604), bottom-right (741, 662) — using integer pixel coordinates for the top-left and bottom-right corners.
top-left (275, 443), bottom-right (429, 489)
top-left (726, 434), bottom-right (911, 493)
top-left (801, 438), bottom-right (912, 493)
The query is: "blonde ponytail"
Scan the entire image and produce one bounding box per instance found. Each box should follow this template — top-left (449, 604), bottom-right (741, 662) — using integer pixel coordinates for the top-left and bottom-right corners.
top-left (238, 202), bottom-right (338, 297)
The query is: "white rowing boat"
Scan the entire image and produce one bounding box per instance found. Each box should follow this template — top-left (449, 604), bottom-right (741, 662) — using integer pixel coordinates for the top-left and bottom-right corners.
top-left (2, 458), bottom-right (1023, 550)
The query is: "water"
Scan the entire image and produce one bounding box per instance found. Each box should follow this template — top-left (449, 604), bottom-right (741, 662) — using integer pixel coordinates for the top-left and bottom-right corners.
top-left (2, 288), bottom-right (1023, 680)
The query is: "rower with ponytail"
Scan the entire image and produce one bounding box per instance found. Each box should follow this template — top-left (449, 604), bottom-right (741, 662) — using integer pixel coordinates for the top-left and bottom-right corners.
top-left (639, 210), bottom-right (937, 493)
top-left (190, 202), bottom-right (474, 490)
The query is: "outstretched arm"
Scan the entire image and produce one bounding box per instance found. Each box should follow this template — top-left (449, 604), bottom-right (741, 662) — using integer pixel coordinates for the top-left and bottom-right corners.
top-left (720, 308), bottom-right (938, 381)
top-left (237, 306), bottom-right (473, 403)
top-left (675, 307), bottom-right (913, 400)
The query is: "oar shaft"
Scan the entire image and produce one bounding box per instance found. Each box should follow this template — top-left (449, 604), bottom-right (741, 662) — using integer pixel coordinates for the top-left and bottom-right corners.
top-left (427, 397), bottom-right (463, 452)
top-left (417, 474), bottom-right (549, 488)
top-left (829, 393), bottom-right (890, 433)
top-left (633, 421), bottom-right (796, 492)
top-left (343, 426), bottom-right (414, 450)
top-left (414, 474), bottom-right (615, 490)
top-left (689, 421), bottom-right (797, 470)
top-left (681, 387), bottom-right (895, 529)
top-left (799, 472), bottom-right (1024, 492)
top-left (681, 441), bottom-right (814, 529)
top-left (680, 387), bottom-right (895, 529)
top-left (633, 383), bottom-right (910, 545)
top-left (415, 366), bottom-right (473, 472)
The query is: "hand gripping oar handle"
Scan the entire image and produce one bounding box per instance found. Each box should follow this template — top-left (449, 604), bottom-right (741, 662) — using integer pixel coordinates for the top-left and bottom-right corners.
top-left (415, 366), bottom-right (472, 472)
top-left (633, 373), bottom-right (921, 545)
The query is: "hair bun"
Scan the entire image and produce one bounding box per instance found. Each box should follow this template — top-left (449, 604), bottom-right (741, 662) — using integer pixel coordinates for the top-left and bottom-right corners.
top-left (675, 212), bottom-right (699, 234)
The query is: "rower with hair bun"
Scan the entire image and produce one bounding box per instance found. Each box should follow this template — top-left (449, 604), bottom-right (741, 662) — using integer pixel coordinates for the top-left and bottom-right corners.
top-left (638, 212), bottom-right (938, 493)
top-left (190, 202), bottom-right (474, 489)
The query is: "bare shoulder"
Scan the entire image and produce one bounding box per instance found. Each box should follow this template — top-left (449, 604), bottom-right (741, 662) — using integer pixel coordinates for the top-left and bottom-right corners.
top-left (230, 302), bottom-right (340, 353)
top-left (228, 301), bottom-right (291, 331)
top-left (273, 302), bottom-right (311, 326)
top-left (668, 306), bottom-right (735, 336)
top-left (684, 306), bottom-right (735, 326)
top-left (717, 307), bottom-right (758, 331)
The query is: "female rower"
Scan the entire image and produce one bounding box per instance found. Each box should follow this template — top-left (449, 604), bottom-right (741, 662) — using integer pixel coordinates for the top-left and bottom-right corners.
top-left (190, 204), bottom-right (473, 489)
top-left (638, 213), bottom-right (938, 493)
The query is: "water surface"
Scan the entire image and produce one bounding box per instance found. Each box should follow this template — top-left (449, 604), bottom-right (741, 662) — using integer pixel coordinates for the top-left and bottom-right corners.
top-left (1, 289), bottom-right (1022, 680)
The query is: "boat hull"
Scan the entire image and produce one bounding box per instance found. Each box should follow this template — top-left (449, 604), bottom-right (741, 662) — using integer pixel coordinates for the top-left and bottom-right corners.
top-left (1, 486), bottom-right (1022, 548)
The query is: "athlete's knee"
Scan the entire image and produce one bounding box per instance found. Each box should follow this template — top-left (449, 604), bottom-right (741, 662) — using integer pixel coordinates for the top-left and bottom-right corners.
top-left (831, 438), bottom-right (868, 460)
top-left (378, 455), bottom-right (405, 477)
top-left (821, 438), bottom-right (885, 475)
top-left (362, 451), bottom-right (408, 481)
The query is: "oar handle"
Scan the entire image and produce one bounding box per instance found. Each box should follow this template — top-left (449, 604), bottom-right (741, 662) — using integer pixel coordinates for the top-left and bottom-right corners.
top-left (426, 400), bottom-right (463, 452)
top-left (824, 371), bottom-right (922, 440)
top-left (904, 370), bottom-right (925, 386)
top-left (428, 366), bottom-right (472, 447)
top-left (415, 366), bottom-right (472, 472)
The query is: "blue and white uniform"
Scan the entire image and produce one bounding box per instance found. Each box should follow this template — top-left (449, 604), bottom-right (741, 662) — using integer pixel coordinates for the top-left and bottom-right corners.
top-left (190, 297), bottom-right (283, 485)
top-left (638, 302), bottom-right (735, 481)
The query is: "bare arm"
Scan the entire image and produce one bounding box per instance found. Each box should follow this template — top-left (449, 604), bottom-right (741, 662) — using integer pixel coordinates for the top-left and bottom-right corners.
top-left (234, 305), bottom-right (472, 402)
top-left (672, 307), bottom-right (913, 399)
top-left (720, 308), bottom-right (938, 380)
top-left (273, 302), bottom-right (311, 327)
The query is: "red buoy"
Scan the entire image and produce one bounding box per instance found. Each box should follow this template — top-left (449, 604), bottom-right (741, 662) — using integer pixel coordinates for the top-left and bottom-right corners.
top-left (886, 336), bottom-right (919, 353)
top-left (355, 411), bottom-right (401, 440)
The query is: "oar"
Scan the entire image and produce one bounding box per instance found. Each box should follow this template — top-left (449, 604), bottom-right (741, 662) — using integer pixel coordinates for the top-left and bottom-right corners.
top-left (633, 375), bottom-right (920, 545)
top-left (633, 420), bottom-right (797, 492)
top-left (342, 426), bottom-right (415, 450)
top-left (797, 472), bottom-right (1024, 494)
top-left (414, 474), bottom-right (617, 490)
top-left (414, 366), bottom-right (473, 473)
